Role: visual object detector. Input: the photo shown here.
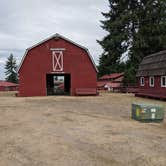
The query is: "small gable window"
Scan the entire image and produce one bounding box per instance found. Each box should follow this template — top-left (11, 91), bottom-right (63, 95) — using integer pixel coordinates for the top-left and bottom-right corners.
top-left (140, 77), bottom-right (145, 86)
top-left (161, 76), bottom-right (166, 87)
top-left (149, 76), bottom-right (154, 87)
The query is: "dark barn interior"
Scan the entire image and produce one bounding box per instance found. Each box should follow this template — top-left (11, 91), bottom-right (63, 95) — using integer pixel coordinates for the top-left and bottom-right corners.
top-left (46, 74), bottom-right (71, 95)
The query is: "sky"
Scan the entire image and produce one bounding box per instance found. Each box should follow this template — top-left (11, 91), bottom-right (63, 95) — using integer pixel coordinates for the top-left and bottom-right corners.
top-left (0, 0), bottom-right (109, 80)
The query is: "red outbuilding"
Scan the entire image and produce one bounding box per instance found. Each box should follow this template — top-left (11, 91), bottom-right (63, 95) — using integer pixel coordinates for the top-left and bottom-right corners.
top-left (99, 73), bottom-right (124, 82)
top-left (97, 73), bottom-right (124, 91)
top-left (18, 34), bottom-right (98, 97)
top-left (0, 81), bottom-right (18, 91)
top-left (136, 50), bottom-right (166, 99)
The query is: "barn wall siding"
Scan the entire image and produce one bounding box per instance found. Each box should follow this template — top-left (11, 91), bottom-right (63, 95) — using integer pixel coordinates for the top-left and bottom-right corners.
top-left (18, 37), bottom-right (97, 97)
top-left (0, 87), bottom-right (5, 91)
top-left (0, 86), bottom-right (18, 91)
top-left (136, 50), bottom-right (166, 99)
top-left (138, 76), bottom-right (166, 97)
top-left (138, 76), bottom-right (166, 90)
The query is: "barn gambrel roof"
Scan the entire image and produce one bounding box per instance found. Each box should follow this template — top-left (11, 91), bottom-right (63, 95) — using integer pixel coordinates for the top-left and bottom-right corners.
top-left (18, 33), bottom-right (98, 72)
top-left (136, 50), bottom-right (166, 77)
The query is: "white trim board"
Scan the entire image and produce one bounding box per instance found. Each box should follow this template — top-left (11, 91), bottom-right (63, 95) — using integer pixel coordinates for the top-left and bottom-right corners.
top-left (50, 48), bottom-right (66, 51)
top-left (18, 33), bottom-right (98, 72)
top-left (140, 77), bottom-right (145, 86)
top-left (161, 76), bottom-right (166, 87)
top-left (149, 76), bottom-right (154, 87)
top-left (52, 50), bottom-right (63, 72)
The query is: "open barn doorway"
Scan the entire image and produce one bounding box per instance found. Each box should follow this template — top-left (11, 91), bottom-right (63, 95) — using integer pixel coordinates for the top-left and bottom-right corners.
top-left (46, 73), bottom-right (71, 96)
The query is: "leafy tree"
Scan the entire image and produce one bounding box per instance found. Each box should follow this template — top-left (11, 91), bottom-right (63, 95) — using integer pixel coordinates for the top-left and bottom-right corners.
top-left (5, 54), bottom-right (18, 83)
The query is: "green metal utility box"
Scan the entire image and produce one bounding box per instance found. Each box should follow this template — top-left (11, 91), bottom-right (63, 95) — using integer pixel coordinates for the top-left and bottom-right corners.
top-left (132, 103), bottom-right (165, 122)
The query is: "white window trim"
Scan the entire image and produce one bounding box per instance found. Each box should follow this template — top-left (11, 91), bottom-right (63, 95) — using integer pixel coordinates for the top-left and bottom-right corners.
top-left (52, 50), bottom-right (63, 72)
top-left (140, 77), bottom-right (145, 86)
top-left (161, 76), bottom-right (166, 87)
top-left (149, 76), bottom-right (154, 87)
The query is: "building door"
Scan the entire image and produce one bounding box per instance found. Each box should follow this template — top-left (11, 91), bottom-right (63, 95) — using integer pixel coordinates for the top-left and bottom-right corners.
top-left (46, 73), bottom-right (71, 95)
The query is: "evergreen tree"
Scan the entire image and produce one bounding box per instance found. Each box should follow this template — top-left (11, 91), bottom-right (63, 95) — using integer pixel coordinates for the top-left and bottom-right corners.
top-left (126, 0), bottom-right (166, 83)
top-left (97, 0), bottom-right (129, 76)
top-left (5, 54), bottom-right (18, 83)
top-left (130, 0), bottom-right (166, 64)
top-left (98, 0), bottom-right (166, 84)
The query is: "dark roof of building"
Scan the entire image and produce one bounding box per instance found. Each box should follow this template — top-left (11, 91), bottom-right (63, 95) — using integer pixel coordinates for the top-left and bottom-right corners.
top-left (99, 73), bottom-right (124, 80)
top-left (136, 50), bottom-right (166, 77)
top-left (0, 81), bottom-right (18, 87)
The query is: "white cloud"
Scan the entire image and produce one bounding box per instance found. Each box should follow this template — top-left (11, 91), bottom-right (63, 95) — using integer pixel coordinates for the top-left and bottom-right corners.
top-left (0, 59), bottom-right (6, 65)
top-left (0, 57), bottom-right (6, 80)
top-left (0, 0), bottom-right (109, 79)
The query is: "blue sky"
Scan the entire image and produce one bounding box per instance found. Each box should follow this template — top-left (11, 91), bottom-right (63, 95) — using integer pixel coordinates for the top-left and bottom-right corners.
top-left (0, 0), bottom-right (109, 79)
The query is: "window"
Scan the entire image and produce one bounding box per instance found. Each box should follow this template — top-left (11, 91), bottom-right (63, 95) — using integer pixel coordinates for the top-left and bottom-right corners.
top-left (140, 77), bottom-right (144, 86)
top-left (149, 76), bottom-right (154, 87)
top-left (161, 76), bottom-right (166, 87)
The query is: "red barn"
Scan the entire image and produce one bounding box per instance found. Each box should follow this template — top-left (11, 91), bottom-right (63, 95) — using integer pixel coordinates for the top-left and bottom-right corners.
top-left (99, 73), bottom-right (124, 82)
top-left (97, 73), bottom-right (124, 91)
top-left (18, 34), bottom-right (98, 97)
top-left (0, 81), bottom-right (18, 91)
top-left (136, 50), bottom-right (166, 99)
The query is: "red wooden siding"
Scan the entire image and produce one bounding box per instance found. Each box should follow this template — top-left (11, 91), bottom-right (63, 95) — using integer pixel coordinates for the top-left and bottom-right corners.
top-left (136, 50), bottom-right (166, 99)
top-left (138, 76), bottom-right (166, 90)
top-left (137, 76), bottom-right (166, 99)
top-left (0, 81), bottom-right (18, 91)
top-left (97, 73), bottom-right (124, 91)
top-left (18, 34), bottom-right (97, 97)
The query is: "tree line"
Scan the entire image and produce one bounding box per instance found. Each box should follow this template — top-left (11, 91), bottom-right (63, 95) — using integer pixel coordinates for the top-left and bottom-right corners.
top-left (98, 0), bottom-right (166, 84)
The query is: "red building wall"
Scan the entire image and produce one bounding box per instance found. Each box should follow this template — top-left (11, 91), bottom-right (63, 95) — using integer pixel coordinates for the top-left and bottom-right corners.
top-left (0, 86), bottom-right (18, 91)
top-left (0, 87), bottom-right (5, 91)
top-left (138, 76), bottom-right (166, 95)
top-left (18, 36), bottom-right (97, 96)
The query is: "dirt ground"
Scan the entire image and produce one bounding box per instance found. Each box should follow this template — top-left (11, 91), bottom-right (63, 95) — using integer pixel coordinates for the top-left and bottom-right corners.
top-left (0, 92), bottom-right (166, 166)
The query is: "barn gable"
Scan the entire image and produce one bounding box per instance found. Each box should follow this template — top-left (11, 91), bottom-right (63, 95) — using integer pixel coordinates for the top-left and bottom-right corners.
top-left (18, 33), bottom-right (98, 73)
top-left (18, 34), bottom-right (97, 96)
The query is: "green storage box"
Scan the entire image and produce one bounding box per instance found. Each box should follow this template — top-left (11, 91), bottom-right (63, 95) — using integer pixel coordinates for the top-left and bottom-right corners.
top-left (132, 103), bottom-right (165, 122)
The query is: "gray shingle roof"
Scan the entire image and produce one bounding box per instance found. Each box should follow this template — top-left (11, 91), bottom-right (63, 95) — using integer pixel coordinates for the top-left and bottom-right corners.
top-left (136, 50), bottom-right (166, 77)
